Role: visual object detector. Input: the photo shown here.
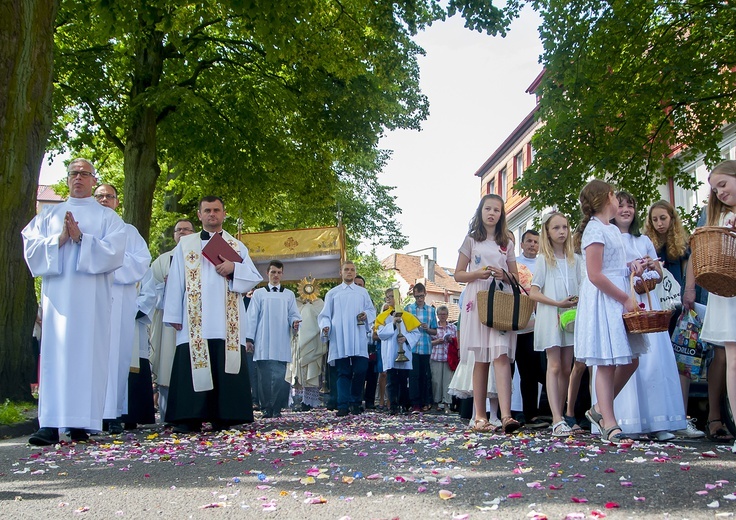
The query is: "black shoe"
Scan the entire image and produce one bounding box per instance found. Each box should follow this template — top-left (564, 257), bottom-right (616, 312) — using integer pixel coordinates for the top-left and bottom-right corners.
top-left (336, 408), bottom-right (350, 417)
top-left (68, 428), bottom-right (89, 443)
top-left (389, 407), bottom-right (399, 416)
top-left (513, 412), bottom-right (527, 427)
top-left (299, 403), bottom-right (314, 412)
top-left (106, 419), bottom-right (123, 434)
top-left (349, 405), bottom-right (363, 415)
top-left (29, 427), bottom-right (59, 446)
top-left (261, 411), bottom-right (273, 419)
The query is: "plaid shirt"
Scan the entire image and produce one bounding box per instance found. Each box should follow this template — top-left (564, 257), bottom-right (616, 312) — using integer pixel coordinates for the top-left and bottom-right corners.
top-left (431, 322), bottom-right (457, 361)
top-left (404, 303), bottom-right (438, 355)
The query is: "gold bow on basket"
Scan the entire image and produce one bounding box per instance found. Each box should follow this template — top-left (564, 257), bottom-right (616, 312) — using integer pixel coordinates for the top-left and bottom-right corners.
top-left (623, 272), bottom-right (672, 334)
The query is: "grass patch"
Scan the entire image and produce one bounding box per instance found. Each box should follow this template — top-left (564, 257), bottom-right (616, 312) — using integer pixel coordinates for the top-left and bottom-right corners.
top-left (0, 399), bottom-right (36, 426)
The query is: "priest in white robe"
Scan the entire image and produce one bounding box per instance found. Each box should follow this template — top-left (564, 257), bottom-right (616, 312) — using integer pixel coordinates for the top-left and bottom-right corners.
top-left (163, 196), bottom-right (262, 433)
top-left (318, 261), bottom-right (376, 417)
top-left (22, 158), bottom-right (127, 445)
top-left (94, 184), bottom-right (151, 433)
top-left (245, 260), bottom-right (301, 418)
top-left (288, 295), bottom-right (326, 410)
top-left (150, 219), bottom-right (196, 422)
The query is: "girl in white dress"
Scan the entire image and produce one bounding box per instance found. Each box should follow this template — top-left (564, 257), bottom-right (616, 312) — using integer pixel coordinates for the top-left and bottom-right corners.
top-left (684, 160), bottom-right (736, 453)
top-left (530, 212), bottom-right (584, 437)
top-left (574, 180), bottom-right (647, 446)
top-left (454, 194), bottom-right (520, 434)
top-left (612, 192), bottom-right (686, 440)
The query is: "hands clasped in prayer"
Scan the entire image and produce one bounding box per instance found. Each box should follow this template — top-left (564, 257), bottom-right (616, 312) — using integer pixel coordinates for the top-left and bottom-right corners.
top-left (59, 211), bottom-right (83, 246)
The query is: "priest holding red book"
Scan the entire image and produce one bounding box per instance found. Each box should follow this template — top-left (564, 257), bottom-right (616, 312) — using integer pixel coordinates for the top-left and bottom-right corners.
top-left (163, 196), bottom-right (262, 433)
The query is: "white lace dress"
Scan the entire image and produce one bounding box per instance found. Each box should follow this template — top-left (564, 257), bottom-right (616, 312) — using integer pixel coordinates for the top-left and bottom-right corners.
top-left (574, 218), bottom-right (648, 365)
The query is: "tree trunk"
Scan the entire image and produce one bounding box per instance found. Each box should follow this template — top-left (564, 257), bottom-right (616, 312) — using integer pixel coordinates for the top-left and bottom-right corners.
top-left (0, 0), bottom-right (60, 400)
top-left (121, 10), bottom-right (165, 241)
top-left (123, 109), bottom-right (160, 241)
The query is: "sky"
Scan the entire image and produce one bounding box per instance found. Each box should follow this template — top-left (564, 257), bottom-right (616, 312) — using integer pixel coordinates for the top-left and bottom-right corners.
top-left (370, 6), bottom-right (544, 268)
top-left (41, 7), bottom-right (544, 269)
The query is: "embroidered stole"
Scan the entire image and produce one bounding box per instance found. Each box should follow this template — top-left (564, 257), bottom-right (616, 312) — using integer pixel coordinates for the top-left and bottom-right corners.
top-left (180, 232), bottom-right (242, 392)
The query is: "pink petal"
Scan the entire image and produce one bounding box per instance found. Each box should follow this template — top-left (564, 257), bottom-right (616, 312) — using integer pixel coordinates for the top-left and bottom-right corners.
top-left (507, 492), bottom-right (523, 499)
top-left (570, 496), bottom-right (588, 503)
top-left (604, 502), bottom-right (620, 509)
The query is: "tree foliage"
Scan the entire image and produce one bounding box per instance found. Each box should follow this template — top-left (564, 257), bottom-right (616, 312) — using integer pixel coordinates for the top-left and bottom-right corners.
top-left (517, 0), bottom-right (736, 219)
top-left (50, 0), bottom-right (517, 248)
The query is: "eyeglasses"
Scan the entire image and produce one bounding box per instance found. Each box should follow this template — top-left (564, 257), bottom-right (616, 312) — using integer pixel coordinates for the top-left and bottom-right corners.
top-left (68, 171), bottom-right (95, 179)
top-left (94, 194), bottom-right (117, 200)
top-left (414, 294), bottom-right (426, 298)
top-left (174, 227), bottom-right (194, 233)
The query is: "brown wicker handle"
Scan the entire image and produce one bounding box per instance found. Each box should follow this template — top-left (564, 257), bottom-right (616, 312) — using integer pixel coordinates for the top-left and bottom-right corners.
top-left (629, 272), bottom-right (654, 311)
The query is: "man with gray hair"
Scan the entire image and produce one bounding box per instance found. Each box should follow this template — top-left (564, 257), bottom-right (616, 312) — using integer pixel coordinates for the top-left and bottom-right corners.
top-left (22, 158), bottom-right (127, 445)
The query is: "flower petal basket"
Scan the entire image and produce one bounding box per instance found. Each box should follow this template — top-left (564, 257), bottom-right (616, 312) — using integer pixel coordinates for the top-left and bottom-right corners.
top-left (623, 273), bottom-right (672, 334)
top-left (633, 276), bottom-right (658, 295)
top-left (690, 226), bottom-right (736, 298)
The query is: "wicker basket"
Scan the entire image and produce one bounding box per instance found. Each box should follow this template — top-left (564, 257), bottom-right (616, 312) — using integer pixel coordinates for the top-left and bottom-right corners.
top-left (623, 273), bottom-right (672, 334)
top-left (633, 275), bottom-right (658, 295)
top-left (690, 226), bottom-right (736, 297)
top-left (477, 272), bottom-right (534, 331)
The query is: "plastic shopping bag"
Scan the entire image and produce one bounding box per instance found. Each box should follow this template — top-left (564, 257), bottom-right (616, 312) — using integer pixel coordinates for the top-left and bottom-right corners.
top-left (671, 309), bottom-right (710, 381)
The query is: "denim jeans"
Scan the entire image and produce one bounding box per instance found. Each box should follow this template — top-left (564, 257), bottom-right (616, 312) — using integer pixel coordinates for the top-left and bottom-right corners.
top-left (334, 356), bottom-right (368, 410)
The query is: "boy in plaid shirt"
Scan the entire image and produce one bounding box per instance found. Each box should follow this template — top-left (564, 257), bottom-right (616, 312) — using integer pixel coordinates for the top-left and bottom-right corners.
top-left (405, 283), bottom-right (437, 413)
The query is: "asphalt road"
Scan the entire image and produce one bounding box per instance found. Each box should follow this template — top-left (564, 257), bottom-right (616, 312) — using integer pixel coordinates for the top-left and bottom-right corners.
top-left (1, 410), bottom-right (735, 519)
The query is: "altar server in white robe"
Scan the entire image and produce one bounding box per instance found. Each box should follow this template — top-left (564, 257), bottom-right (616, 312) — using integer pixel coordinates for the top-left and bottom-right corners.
top-left (94, 184), bottom-right (151, 434)
top-left (163, 196), bottom-right (262, 433)
top-left (150, 219), bottom-right (195, 421)
top-left (245, 260), bottom-right (301, 418)
top-left (22, 159), bottom-right (127, 445)
top-left (376, 289), bottom-right (422, 414)
top-left (121, 268), bottom-right (157, 428)
top-left (318, 261), bottom-right (376, 417)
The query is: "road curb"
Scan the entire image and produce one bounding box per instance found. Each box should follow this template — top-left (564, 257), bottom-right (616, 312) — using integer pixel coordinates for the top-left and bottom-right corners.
top-left (0, 418), bottom-right (39, 440)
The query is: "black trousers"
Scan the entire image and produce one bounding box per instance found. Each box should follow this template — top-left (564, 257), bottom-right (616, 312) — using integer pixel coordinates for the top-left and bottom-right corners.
top-left (514, 332), bottom-right (546, 418)
top-left (409, 353), bottom-right (432, 407)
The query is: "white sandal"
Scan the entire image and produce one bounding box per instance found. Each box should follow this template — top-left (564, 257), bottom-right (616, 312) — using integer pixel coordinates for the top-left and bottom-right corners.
top-left (551, 420), bottom-right (573, 437)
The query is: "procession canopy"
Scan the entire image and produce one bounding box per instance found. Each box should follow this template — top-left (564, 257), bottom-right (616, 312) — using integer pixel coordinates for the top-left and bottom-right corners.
top-left (238, 225), bottom-right (346, 283)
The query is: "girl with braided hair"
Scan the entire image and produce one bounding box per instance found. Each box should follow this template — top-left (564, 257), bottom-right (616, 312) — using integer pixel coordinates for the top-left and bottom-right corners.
top-left (574, 180), bottom-right (648, 446)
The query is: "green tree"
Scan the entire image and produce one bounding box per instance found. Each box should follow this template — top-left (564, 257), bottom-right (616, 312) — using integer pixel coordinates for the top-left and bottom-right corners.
top-left (50, 0), bottom-right (518, 246)
top-left (517, 0), bottom-right (736, 218)
top-left (0, 0), bottom-right (60, 400)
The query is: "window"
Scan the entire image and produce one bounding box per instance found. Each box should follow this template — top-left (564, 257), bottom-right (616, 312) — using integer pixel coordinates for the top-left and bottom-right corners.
top-left (487, 178), bottom-right (495, 195)
top-left (499, 167), bottom-right (507, 200)
top-left (514, 152), bottom-right (524, 181)
top-left (527, 142), bottom-right (535, 165)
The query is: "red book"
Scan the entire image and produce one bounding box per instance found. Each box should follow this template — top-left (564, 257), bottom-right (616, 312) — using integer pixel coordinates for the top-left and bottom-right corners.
top-left (202, 232), bottom-right (242, 265)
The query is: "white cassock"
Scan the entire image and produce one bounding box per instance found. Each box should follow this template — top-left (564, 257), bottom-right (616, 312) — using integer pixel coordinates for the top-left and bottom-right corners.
top-left (104, 224), bottom-right (151, 419)
top-left (134, 269), bottom-right (157, 365)
top-left (163, 232), bottom-right (262, 373)
top-left (377, 319), bottom-right (421, 371)
top-left (245, 287), bottom-right (301, 363)
top-left (22, 197), bottom-right (126, 431)
top-left (288, 299), bottom-right (326, 388)
top-left (149, 250), bottom-right (175, 388)
top-left (318, 283), bottom-right (376, 363)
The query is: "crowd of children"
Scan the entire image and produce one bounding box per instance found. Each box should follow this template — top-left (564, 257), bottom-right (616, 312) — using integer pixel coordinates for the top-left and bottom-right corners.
top-left (432, 160), bottom-right (736, 452)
